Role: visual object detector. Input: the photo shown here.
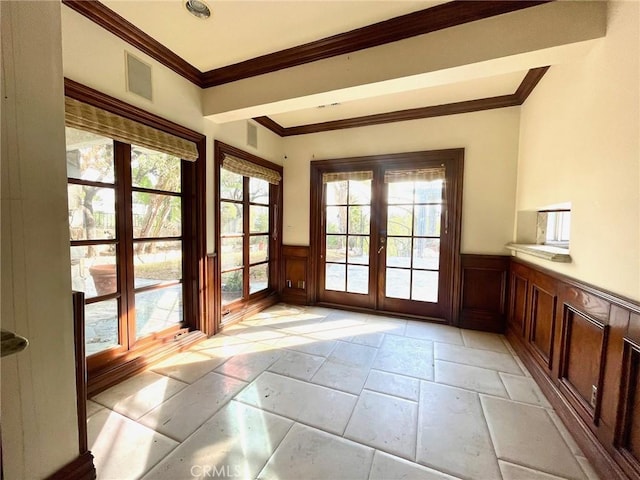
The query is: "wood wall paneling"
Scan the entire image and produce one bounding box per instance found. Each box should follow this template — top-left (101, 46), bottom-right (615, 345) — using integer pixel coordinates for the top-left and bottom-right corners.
top-left (281, 245), bottom-right (310, 305)
top-left (506, 259), bottom-right (640, 480)
top-left (72, 291), bottom-right (89, 455)
top-left (559, 308), bottom-right (608, 426)
top-left (509, 272), bottom-right (529, 336)
top-left (529, 285), bottom-right (557, 369)
top-left (458, 255), bottom-right (509, 332)
top-left (617, 342), bottom-right (640, 477)
top-left (46, 451), bottom-right (96, 480)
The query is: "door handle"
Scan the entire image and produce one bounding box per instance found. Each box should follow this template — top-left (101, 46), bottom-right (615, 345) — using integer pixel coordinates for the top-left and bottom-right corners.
top-left (377, 246), bottom-right (385, 254)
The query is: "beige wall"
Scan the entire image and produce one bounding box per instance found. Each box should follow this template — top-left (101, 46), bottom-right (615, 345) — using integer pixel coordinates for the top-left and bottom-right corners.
top-left (515, 1), bottom-right (640, 301)
top-left (282, 107), bottom-right (521, 254)
top-left (1, 2), bottom-right (80, 477)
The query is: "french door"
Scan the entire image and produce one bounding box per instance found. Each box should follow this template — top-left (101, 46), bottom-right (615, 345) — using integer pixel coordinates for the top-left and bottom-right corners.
top-left (311, 150), bottom-right (463, 322)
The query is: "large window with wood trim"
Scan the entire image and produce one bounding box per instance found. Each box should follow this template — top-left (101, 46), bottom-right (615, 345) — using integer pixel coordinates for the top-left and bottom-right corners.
top-left (215, 142), bottom-right (282, 323)
top-left (64, 83), bottom-right (205, 379)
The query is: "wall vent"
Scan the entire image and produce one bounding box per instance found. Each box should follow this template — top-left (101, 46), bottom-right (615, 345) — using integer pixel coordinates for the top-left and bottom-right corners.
top-left (125, 52), bottom-right (153, 101)
top-left (247, 122), bottom-right (258, 148)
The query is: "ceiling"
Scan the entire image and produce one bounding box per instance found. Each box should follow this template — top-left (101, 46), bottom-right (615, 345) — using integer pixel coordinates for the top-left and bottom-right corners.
top-left (63, 1), bottom-right (604, 134)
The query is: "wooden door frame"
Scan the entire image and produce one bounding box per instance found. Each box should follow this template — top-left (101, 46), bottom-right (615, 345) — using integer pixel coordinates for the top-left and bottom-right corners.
top-left (309, 148), bottom-right (464, 324)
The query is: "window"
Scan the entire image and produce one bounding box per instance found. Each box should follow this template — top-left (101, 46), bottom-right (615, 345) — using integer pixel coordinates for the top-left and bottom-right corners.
top-left (215, 142), bottom-right (282, 322)
top-left (67, 128), bottom-right (189, 359)
top-left (540, 209), bottom-right (571, 248)
top-left (64, 81), bottom-right (206, 390)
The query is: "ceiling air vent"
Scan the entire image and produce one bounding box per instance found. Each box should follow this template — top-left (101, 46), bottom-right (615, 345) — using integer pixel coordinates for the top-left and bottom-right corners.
top-left (247, 122), bottom-right (258, 149)
top-left (125, 52), bottom-right (153, 101)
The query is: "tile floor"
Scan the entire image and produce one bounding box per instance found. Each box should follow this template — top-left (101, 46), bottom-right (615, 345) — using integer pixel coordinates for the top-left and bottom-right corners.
top-left (87, 304), bottom-right (601, 480)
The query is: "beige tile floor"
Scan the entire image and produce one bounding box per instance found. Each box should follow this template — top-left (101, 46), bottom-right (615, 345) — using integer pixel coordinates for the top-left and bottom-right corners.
top-left (87, 304), bottom-right (601, 480)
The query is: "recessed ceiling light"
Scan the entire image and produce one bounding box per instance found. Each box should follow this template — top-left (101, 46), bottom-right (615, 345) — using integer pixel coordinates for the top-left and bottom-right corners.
top-left (185, 0), bottom-right (211, 19)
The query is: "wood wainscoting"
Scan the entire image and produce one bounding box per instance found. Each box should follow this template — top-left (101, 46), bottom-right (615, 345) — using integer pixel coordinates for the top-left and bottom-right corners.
top-left (280, 245), bottom-right (311, 305)
top-left (458, 254), bottom-right (510, 332)
top-left (507, 259), bottom-right (640, 479)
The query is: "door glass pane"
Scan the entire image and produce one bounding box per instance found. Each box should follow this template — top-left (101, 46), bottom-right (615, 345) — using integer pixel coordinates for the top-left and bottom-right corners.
top-left (250, 264), bottom-right (268, 294)
top-left (249, 178), bottom-right (269, 205)
top-left (221, 237), bottom-right (243, 271)
top-left (386, 268), bottom-right (410, 299)
top-left (250, 235), bottom-right (269, 264)
top-left (387, 205), bottom-right (413, 236)
top-left (326, 181), bottom-right (348, 205)
top-left (348, 206), bottom-right (370, 234)
top-left (325, 263), bottom-right (346, 291)
top-left (68, 185), bottom-right (116, 241)
top-left (221, 201), bottom-right (243, 235)
top-left (324, 176), bottom-right (372, 297)
top-left (412, 270), bottom-right (439, 302)
top-left (221, 168), bottom-right (243, 200)
top-left (85, 299), bottom-right (119, 355)
top-left (348, 180), bottom-right (371, 205)
top-left (347, 265), bottom-right (368, 294)
top-left (66, 127), bottom-right (114, 183)
top-left (71, 245), bottom-right (117, 298)
top-left (133, 240), bottom-right (182, 289)
top-left (131, 146), bottom-right (181, 192)
top-left (250, 205), bottom-right (269, 233)
top-left (222, 270), bottom-right (243, 305)
top-left (388, 182), bottom-right (413, 204)
top-left (415, 180), bottom-right (443, 203)
top-left (326, 235), bottom-right (347, 262)
top-left (132, 193), bottom-right (181, 238)
top-left (387, 238), bottom-right (411, 268)
top-left (135, 285), bottom-right (183, 339)
top-left (326, 206), bottom-right (347, 233)
top-left (348, 236), bottom-right (369, 265)
top-left (413, 205), bottom-right (441, 237)
top-left (413, 238), bottom-right (440, 269)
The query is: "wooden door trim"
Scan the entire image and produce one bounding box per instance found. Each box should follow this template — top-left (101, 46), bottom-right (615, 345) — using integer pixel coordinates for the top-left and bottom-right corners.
top-left (309, 148), bottom-right (463, 323)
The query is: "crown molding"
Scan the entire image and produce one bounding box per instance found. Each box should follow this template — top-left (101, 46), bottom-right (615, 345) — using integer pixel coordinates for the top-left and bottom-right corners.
top-left (62, 1), bottom-right (550, 136)
top-left (255, 67), bottom-right (550, 137)
top-left (201, 1), bottom-right (550, 87)
top-left (63, 0), bottom-right (549, 88)
top-left (515, 66), bottom-right (550, 102)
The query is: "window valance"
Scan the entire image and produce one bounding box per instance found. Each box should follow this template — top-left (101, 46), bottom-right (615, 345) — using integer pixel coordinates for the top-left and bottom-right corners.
top-left (222, 154), bottom-right (281, 185)
top-left (322, 171), bottom-right (373, 183)
top-left (64, 97), bottom-right (198, 161)
top-left (384, 167), bottom-right (445, 183)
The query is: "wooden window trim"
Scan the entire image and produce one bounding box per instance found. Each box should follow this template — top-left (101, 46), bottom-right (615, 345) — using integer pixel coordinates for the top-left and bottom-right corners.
top-left (65, 79), bottom-right (207, 389)
top-left (214, 141), bottom-right (283, 329)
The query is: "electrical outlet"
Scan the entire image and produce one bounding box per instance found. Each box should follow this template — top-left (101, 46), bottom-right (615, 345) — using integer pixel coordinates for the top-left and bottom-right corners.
top-left (298, 280), bottom-right (305, 289)
top-left (590, 385), bottom-right (598, 408)
top-left (286, 280), bottom-right (292, 288)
